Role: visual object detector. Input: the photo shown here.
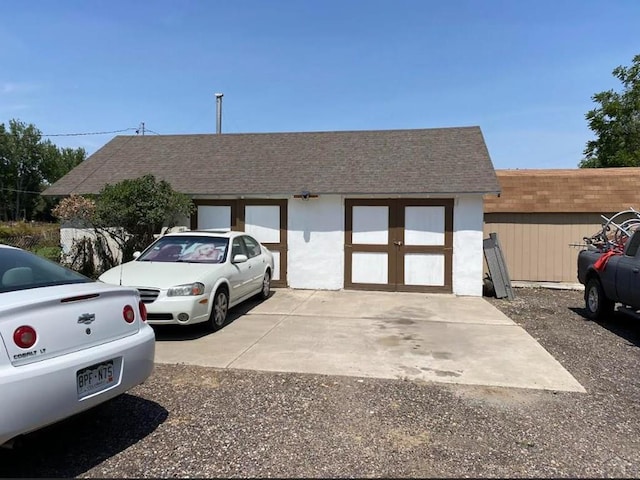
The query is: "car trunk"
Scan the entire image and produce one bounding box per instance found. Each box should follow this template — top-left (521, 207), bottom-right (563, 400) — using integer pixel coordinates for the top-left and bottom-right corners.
top-left (0, 283), bottom-right (142, 367)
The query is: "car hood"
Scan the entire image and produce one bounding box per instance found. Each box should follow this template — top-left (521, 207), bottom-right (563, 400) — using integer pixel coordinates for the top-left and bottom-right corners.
top-left (99, 261), bottom-right (224, 289)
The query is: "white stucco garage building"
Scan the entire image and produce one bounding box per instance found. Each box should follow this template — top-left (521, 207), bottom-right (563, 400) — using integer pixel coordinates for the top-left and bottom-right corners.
top-left (44, 127), bottom-right (500, 296)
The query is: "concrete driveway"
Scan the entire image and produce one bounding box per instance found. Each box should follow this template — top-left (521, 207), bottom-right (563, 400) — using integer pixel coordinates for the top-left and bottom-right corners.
top-left (153, 289), bottom-right (585, 392)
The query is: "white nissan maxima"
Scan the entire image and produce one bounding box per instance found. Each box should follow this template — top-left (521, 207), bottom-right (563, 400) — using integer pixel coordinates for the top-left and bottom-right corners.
top-left (0, 244), bottom-right (155, 448)
top-left (99, 231), bottom-right (274, 330)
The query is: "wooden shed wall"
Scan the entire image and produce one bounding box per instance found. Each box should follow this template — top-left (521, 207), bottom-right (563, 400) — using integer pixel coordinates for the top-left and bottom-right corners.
top-left (483, 212), bottom-right (614, 284)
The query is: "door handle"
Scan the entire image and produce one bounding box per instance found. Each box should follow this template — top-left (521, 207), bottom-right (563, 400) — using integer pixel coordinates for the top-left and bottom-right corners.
top-left (394, 241), bottom-right (403, 246)
top-left (634, 268), bottom-right (639, 273)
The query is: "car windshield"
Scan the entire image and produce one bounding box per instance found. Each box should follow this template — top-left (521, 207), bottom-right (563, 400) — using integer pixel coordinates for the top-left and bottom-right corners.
top-left (0, 247), bottom-right (91, 293)
top-left (137, 236), bottom-right (229, 264)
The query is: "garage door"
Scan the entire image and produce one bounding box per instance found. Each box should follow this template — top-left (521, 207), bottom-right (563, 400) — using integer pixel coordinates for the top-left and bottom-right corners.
top-left (192, 199), bottom-right (287, 287)
top-left (345, 199), bottom-right (453, 293)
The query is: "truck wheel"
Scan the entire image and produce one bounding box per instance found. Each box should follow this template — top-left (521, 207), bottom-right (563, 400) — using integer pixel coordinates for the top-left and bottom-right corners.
top-left (585, 278), bottom-right (614, 320)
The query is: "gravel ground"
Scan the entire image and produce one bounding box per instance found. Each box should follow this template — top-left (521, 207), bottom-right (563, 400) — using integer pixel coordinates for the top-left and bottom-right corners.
top-left (2, 287), bottom-right (640, 478)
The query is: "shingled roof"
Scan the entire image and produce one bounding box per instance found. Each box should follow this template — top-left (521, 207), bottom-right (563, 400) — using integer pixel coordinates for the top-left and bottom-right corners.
top-left (484, 168), bottom-right (640, 213)
top-left (43, 126), bottom-right (499, 197)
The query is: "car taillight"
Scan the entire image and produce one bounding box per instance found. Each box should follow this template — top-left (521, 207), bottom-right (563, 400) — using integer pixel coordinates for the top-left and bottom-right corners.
top-left (14, 326), bottom-right (37, 349)
top-left (138, 300), bottom-right (147, 322)
top-left (123, 305), bottom-right (135, 323)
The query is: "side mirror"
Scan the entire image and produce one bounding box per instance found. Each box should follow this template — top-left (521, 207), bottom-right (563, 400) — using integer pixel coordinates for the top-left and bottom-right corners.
top-left (232, 254), bottom-right (248, 264)
top-left (133, 251), bottom-right (141, 259)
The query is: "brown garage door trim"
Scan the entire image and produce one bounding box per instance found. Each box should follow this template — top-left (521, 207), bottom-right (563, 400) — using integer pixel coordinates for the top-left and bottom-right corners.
top-left (345, 198), bottom-right (453, 293)
top-left (191, 199), bottom-right (288, 287)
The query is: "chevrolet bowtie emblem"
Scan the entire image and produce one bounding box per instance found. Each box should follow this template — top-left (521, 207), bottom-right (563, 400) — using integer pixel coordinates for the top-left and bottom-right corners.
top-left (77, 313), bottom-right (96, 324)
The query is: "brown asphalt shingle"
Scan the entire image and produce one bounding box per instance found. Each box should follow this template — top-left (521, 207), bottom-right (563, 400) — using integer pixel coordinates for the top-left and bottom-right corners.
top-left (484, 168), bottom-right (640, 213)
top-left (43, 127), bottom-right (499, 197)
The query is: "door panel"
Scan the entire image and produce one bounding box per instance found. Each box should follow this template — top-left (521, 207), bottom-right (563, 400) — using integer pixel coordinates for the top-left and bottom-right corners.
top-left (404, 206), bottom-right (445, 245)
top-left (271, 250), bottom-right (281, 282)
top-left (403, 253), bottom-right (445, 286)
top-left (229, 237), bottom-right (252, 301)
top-left (244, 205), bottom-right (281, 243)
top-left (345, 199), bottom-right (453, 293)
top-left (241, 235), bottom-right (268, 292)
top-left (197, 206), bottom-right (232, 231)
top-left (351, 252), bottom-right (388, 284)
top-left (616, 256), bottom-right (636, 306)
top-left (352, 206), bottom-right (389, 245)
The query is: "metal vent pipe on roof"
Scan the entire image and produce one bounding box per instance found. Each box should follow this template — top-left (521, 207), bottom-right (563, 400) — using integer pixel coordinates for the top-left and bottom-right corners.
top-left (215, 93), bottom-right (223, 134)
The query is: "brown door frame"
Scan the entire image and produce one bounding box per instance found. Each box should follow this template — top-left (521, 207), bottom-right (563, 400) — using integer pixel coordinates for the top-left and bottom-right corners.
top-left (344, 198), bottom-right (453, 293)
top-left (191, 199), bottom-right (288, 288)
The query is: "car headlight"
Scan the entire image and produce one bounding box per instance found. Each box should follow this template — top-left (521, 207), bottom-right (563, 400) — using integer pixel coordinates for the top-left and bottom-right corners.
top-left (167, 282), bottom-right (205, 296)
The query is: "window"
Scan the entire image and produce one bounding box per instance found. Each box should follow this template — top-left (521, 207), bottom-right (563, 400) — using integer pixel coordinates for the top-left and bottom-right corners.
top-left (242, 236), bottom-right (262, 258)
top-left (231, 238), bottom-right (245, 259)
top-left (0, 248), bottom-right (90, 293)
top-left (625, 232), bottom-right (640, 257)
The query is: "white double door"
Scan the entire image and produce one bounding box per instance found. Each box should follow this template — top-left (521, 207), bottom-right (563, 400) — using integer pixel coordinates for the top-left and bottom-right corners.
top-left (345, 199), bottom-right (453, 293)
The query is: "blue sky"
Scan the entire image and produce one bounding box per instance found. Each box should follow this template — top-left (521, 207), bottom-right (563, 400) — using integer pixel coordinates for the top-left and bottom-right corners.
top-left (1, 0), bottom-right (638, 169)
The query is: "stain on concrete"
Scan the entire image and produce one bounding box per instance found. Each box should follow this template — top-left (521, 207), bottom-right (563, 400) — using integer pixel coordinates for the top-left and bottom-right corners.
top-left (378, 335), bottom-right (401, 347)
top-left (394, 318), bottom-right (415, 325)
top-left (421, 367), bottom-right (463, 377)
top-left (432, 351), bottom-right (453, 360)
top-left (412, 349), bottom-right (431, 356)
top-left (399, 365), bottom-right (422, 375)
top-left (373, 315), bottom-right (419, 326)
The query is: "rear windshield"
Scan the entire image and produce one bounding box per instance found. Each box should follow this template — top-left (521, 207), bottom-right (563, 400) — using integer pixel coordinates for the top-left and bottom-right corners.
top-left (0, 247), bottom-right (91, 293)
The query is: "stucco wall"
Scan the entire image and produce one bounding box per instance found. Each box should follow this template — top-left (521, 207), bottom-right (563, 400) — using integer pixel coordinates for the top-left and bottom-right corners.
top-left (287, 194), bottom-right (486, 296)
top-left (59, 226), bottom-right (124, 267)
top-left (59, 196), bottom-right (486, 296)
top-left (287, 195), bottom-right (345, 290)
top-left (453, 196), bottom-right (484, 296)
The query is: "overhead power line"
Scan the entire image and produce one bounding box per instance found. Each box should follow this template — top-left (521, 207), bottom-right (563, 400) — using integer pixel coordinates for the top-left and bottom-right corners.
top-left (43, 123), bottom-right (162, 138)
top-left (43, 128), bottom-right (138, 137)
top-left (0, 186), bottom-right (44, 195)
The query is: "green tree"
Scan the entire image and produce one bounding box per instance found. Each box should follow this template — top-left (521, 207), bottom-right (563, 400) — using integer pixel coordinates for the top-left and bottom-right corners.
top-left (580, 54), bottom-right (640, 168)
top-left (53, 176), bottom-right (194, 276)
top-left (42, 144), bottom-right (87, 184)
top-left (0, 119), bottom-right (85, 220)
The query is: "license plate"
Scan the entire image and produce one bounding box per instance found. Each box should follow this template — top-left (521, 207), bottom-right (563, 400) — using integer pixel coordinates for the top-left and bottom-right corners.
top-left (77, 360), bottom-right (115, 397)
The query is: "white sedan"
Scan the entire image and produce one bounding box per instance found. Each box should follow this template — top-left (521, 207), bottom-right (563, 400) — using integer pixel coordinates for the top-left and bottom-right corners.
top-left (0, 244), bottom-right (155, 448)
top-left (99, 231), bottom-right (274, 330)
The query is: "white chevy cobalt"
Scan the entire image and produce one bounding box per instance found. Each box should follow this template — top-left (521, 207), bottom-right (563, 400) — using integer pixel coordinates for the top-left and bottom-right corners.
top-left (0, 244), bottom-right (155, 447)
top-left (99, 231), bottom-right (274, 330)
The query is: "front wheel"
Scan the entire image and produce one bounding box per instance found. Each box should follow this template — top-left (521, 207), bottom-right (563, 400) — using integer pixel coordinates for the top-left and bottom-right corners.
top-left (209, 288), bottom-right (229, 331)
top-left (585, 278), bottom-right (614, 320)
top-left (259, 270), bottom-right (271, 300)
